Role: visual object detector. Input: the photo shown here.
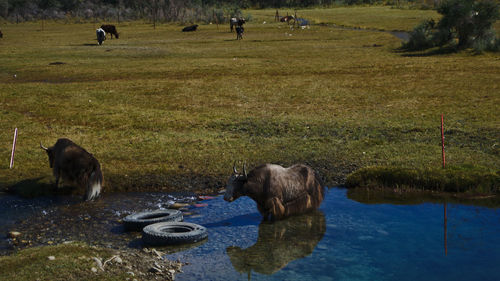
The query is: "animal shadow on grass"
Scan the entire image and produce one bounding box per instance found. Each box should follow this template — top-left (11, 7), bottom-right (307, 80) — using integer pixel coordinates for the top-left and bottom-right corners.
top-left (8, 177), bottom-right (76, 198)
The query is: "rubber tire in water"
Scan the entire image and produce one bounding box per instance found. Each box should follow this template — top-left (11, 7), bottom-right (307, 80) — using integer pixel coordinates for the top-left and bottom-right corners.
top-left (142, 222), bottom-right (208, 246)
top-left (123, 209), bottom-right (183, 231)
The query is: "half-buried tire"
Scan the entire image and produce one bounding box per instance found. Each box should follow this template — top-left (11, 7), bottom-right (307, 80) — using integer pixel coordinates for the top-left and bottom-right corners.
top-left (142, 222), bottom-right (208, 246)
top-left (123, 209), bottom-right (183, 231)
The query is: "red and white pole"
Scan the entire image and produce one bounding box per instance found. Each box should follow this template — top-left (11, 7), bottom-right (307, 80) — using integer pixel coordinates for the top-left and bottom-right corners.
top-left (441, 114), bottom-right (445, 168)
top-left (10, 128), bottom-right (18, 169)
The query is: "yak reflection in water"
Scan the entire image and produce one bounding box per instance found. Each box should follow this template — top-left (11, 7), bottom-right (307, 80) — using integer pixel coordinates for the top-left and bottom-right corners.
top-left (226, 211), bottom-right (326, 276)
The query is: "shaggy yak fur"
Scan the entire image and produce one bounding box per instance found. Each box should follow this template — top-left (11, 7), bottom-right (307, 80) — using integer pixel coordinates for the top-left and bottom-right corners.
top-left (100, 24), bottom-right (119, 39)
top-left (40, 138), bottom-right (103, 201)
top-left (224, 163), bottom-right (325, 220)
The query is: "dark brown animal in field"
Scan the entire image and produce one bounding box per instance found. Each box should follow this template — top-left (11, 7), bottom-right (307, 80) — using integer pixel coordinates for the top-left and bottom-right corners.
top-left (182, 24), bottom-right (199, 32)
top-left (230, 17), bottom-right (245, 32)
top-left (100, 24), bottom-right (119, 39)
top-left (235, 26), bottom-right (244, 40)
top-left (224, 163), bottom-right (325, 220)
top-left (280, 15), bottom-right (294, 24)
top-left (40, 138), bottom-right (103, 201)
top-left (0, 29), bottom-right (3, 38)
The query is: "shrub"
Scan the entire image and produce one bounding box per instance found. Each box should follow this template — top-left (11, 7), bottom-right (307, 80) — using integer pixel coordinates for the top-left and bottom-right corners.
top-left (403, 19), bottom-right (436, 50)
top-left (403, 0), bottom-right (500, 51)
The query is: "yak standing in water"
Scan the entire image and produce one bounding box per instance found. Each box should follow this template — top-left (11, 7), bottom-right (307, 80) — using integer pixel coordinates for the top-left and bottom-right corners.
top-left (40, 138), bottom-right (103, 201)
top-left (224, 163), bottom-right (325, 220)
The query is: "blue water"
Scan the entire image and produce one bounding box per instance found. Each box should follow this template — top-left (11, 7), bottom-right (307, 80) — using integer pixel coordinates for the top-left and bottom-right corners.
top-left (1, 188), bottom-right (499, 280)
top-left (167, 188), bottom-right (500, 281)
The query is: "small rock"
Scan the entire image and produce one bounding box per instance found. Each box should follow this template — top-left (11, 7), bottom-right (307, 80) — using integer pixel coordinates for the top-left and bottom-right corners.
top-left (169, 203), bottom-right (189, 209)
top-left (91, 267), bottom-right (98, 273)
top-left (7, 231), bottom-right (21, 239)
top-left (47, 256), bottom-right (55, 261)
top-left (149, 266), bottom-right (162, 273)
top-left (151, 249), bottom-right (164, 259)
top-left (114, 256), bottom-right (123, 264)
top-left (92, 257), bottom-right (104, 271)
top-left (126, 272), bottom-right (135, 276)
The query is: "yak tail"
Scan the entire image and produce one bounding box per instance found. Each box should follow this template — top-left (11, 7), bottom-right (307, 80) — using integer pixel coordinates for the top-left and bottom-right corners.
top-left (85, 167), bottom-right (103, 201)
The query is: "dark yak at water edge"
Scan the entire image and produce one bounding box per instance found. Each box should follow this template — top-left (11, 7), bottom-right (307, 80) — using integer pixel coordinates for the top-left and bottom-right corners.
top-left (40, 138), bottom-right (103, 201)
top-left (224, 163), bottom-right (325, 220)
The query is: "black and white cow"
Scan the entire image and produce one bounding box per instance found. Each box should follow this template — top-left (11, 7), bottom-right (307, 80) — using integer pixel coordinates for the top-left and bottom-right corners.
top-left (96, 28), bottom-right (106, 45)
top-left (230, 17), bottom-right (245, 32)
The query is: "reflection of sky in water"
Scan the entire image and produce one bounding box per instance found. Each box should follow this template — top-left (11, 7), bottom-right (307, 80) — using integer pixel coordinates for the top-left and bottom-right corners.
top-left (168, 188), bottom-right (500, 281)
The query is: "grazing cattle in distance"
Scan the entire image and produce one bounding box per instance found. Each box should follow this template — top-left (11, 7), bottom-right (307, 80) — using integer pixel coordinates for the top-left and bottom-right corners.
top-left (40, 138), bottom-right (103, 201)
top-left (224, 163), bottom-right (325, 220)
top-left (182, 24), bottom-right (199, 32)
top-left (236, 26), bottom-right (244, 40)
top-left (230, 17), bottom-right (245, 32)
top-left (96, 28), bottom-right (106, 45)
top-left (100, 24), bottom-right (119, 39)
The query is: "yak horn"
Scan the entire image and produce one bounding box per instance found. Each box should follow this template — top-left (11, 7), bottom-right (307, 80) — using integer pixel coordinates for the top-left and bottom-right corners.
top-left (243, 162), bottom-right (247, 178)
top-left (40, 142), bottom-right (48, 151)
top-left (233, 161), bottom-right (238, 174)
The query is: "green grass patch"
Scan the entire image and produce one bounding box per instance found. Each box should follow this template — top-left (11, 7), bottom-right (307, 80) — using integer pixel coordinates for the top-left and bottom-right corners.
top-left (0, 8), bottom-right (499, 196)
top-left (345, 165), bottom-right (500, 194)
top-left (0, 243), bottom-right (129, 281)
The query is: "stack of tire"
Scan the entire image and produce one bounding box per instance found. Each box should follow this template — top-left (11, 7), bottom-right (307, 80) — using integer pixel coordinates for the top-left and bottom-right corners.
top-left (123, 209), bottom-right (207, 246)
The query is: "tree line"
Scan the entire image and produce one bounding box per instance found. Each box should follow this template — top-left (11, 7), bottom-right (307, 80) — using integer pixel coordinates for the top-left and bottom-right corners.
top-left (0, 0), bottom-right (428, 23)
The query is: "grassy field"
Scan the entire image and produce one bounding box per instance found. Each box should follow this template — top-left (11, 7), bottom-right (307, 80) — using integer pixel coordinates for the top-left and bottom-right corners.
top-left (250, 6), bottom-right (440, 31)
top-left (0, 7), bottom-right (499, 195)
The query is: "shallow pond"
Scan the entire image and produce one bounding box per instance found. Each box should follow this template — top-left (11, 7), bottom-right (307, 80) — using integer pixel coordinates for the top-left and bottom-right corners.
top-left (1, 188), bottom-right (499, 281)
